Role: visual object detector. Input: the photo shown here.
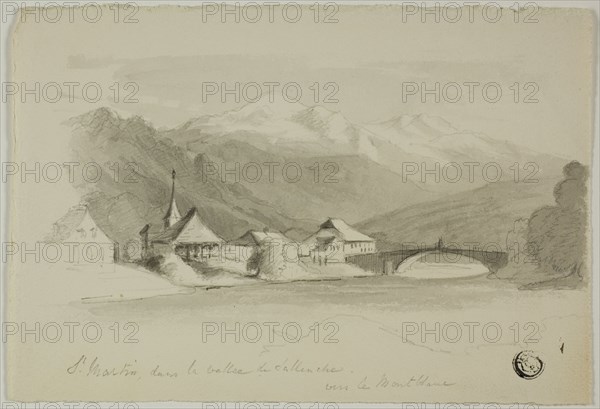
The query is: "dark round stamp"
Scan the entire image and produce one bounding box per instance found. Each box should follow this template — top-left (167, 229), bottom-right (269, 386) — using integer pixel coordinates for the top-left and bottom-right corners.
top-left (513, 350), bottom-right (544, 380)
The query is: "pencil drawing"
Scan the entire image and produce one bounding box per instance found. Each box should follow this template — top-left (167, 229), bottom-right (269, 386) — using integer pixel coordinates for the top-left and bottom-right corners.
top-left (53, 101), bottom-right (588, 290)
top-left (5, 3), bottom-right (595, 404)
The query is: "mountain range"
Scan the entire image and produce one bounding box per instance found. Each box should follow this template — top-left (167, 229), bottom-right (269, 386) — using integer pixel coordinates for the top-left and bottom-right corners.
top-left (65, 100), bottom-right (567, 250)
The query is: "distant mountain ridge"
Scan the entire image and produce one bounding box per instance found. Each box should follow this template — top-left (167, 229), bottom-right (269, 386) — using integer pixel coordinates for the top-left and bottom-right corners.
top-left (66, 108), bottom-right (318, 247)
top-left (174, 99), bottom-right (561, 170)
top-left (64, 101), bottom-right (566, 250)
top-left (357, 177), bottom-right (561, 251)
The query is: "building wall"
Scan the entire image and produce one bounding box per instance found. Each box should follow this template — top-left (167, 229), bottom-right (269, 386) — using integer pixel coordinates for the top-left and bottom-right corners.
top-left (64, 212), bottom-right (116, 264)
top-left (151, 243), bottom-right (174, 257)
top-left (344, 241), bottom-right (376, 256)
top-left (174, 243), bottom-right (221, 260)
top-left (48, 241), bottom-right (115, 265)
top-left (65, 212), bottom-right (112, 243)
top-left (222, 244), bottom-right (255, 262)
top-left (309, 239), bottom-right (345, 263)
top-left (307, 241), bottom-right (377, 262)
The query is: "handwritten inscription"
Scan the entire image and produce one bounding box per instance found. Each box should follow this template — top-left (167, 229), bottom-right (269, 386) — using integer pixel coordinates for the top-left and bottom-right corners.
top-left (328, 374), bottom-right (454, 391)
top-left (66, 354), bottom-right (455, 392)
top-left (67, 355), bottom-right (343, 378)
top-left (67, 355), bottom-right (138, 378)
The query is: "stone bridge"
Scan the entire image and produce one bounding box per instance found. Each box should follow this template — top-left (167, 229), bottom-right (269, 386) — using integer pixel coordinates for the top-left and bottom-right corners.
top-left (346, 243), bottom-right (508, 275)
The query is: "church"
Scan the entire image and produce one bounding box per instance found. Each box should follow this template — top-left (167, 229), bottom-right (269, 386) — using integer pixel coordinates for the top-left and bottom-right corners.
top-left (139, 170), bottom-right (223, 260)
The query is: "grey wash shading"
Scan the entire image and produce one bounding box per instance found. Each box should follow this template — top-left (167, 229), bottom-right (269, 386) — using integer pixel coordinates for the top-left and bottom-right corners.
top-left (51, 101), bottom-right (588, 289)
top-left (6, 4), bottom-right (595, 404)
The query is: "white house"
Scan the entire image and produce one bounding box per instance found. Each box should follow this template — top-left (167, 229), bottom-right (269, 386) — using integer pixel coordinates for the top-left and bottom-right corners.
top-left (303, 218), bottom-right (376, 263)
top-left (226, 229), bottom-right (294, 262)
top-left (48, 205), bottom-right (116, 265)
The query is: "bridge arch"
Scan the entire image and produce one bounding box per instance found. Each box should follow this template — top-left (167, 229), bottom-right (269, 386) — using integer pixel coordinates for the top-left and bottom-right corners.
top-left (394, 249), bottom-right (490, 278)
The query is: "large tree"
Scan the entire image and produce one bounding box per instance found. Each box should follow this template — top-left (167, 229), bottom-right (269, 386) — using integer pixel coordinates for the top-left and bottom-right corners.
top-left (527, 161), bottom-right (589, 280)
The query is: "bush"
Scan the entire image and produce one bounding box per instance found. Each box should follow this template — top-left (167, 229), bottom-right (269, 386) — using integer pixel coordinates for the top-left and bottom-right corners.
top-left (158, 253), bottom-right (200, 286)
top-left (141, 255), bottom-right (164, 272)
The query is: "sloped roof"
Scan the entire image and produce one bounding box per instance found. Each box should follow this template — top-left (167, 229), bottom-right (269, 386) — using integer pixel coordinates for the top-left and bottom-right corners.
top-left (316, 235), bottom-right (338, 245)
top-left (318, 218), bottom-right (374, 242)
top-left (150, 207), bottom-right (223, 244)
top-left (302, 228), bottom-right (337, 246)
top-left (230, 230), bottom-right (290, 246)
top-left (48, 205), bottom-right (88, 241)
top-left (315, 227), bottom-right (342, 239)
top-left (45, 205), bottom-right (115, 244)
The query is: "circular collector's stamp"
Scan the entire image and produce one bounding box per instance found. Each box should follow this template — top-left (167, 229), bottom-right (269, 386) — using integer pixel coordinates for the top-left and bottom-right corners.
top-left (513, 350), bottom-right (544, 380)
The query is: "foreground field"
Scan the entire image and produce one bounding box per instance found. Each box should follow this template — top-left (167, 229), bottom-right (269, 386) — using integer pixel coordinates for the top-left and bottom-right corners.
top-left (8, 269), bottom-right (593, 404)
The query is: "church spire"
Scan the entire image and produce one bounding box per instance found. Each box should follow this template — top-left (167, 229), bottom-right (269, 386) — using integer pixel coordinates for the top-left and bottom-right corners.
top-left (163, 169), bottom-right (181, 229)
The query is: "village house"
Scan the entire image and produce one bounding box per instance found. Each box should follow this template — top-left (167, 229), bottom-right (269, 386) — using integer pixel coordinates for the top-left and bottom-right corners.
top-left (139, 170), bottom-right (223, 260)
top-left (47, 204), bottom-right (117, 265)
top-left (226, 229), bottom-right (294, 261)
top-left (302, 218), bottom-right (376, 263)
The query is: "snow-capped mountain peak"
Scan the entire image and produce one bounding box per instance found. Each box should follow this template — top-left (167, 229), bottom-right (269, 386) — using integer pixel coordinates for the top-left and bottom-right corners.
top-left (169, 100), bottom-right (558, 181)
top-left (376, 113), bottom-right (459, 138)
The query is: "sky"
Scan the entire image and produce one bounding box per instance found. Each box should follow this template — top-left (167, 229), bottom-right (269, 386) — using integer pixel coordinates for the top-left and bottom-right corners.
top-left (7, 3), bottom-right (597, 237)
top-left (10, 4), bottom-right (596, 157)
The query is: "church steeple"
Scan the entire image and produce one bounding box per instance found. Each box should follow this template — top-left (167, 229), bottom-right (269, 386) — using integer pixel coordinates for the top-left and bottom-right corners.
top-left (163, 169), bottom-right (181, 229)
